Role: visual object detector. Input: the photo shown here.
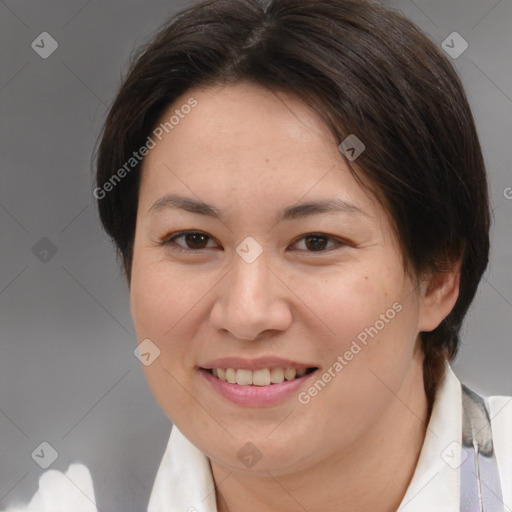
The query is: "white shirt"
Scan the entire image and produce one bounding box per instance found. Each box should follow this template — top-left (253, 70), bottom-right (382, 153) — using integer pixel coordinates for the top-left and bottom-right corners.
top-left (4, 362), bottom-right (511, 511)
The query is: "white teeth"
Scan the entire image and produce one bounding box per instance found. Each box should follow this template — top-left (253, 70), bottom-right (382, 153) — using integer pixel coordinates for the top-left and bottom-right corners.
top-left (225, 368), bottom-right (237, 384)
top-left (284, 368), bottom-right (296, 381)
top-left (270, 367), bottom-right (284, 384)
top-left (253, 369), bottom-right (271, 386)
top-left (211, 367), bottom-right (311, 386)
top-left (236, 369), bottom-right (253, 386)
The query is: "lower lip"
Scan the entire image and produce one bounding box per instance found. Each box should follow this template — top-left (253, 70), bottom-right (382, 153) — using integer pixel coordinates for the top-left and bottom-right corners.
top-left (199, 368), bottom-right (318, 407)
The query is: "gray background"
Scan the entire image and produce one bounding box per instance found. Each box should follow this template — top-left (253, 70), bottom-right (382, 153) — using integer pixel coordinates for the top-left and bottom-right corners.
top-left (0, 0), bottom-right (510, 511)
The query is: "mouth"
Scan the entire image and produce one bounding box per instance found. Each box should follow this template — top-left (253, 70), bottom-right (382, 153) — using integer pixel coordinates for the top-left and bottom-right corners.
top-left (200, 366), bottom-right (319, 386)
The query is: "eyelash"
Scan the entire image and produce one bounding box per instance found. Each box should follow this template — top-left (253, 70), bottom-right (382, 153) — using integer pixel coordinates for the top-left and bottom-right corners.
top-left (157, 231), bottom-right (347, 255)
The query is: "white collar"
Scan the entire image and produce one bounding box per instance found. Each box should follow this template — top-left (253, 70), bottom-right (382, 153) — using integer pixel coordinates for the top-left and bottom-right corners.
top-left (148, 361), bottom-right (462, 512)
top-left (147, 423), bottom-right (218, 512)
top-left (397, 360), bottom-right (462, 511)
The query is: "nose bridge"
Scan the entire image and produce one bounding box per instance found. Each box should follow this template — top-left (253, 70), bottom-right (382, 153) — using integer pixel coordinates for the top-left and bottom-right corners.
top-left (229, 248), bottom-right (272, 314)
top-left (211, 245), bottom-right (292, 340)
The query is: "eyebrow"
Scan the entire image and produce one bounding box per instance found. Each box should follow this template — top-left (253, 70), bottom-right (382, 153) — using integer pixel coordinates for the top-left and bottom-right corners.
top-left (148, 194), bottom-right (369, 223)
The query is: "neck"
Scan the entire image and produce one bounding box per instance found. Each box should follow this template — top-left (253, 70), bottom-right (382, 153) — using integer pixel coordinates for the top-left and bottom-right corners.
top-left (212, 353), bottom-right (430, 512)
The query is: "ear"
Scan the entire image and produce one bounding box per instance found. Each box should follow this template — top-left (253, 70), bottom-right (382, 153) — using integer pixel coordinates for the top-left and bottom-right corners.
top-left (417, 258), bottom-right (462, 333)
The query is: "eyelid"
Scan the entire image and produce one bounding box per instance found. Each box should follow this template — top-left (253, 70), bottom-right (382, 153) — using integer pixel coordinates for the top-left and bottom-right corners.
top-left (290, 233), bottom-right (345, 252)
top-left (157, 231), bottom-right (219, 252)
top-left (158, 230), bottom-right (348, 254)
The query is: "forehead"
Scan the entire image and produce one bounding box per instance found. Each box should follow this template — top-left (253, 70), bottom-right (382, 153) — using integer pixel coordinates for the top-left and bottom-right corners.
top-left (138, 82), bottom-right (377, 219)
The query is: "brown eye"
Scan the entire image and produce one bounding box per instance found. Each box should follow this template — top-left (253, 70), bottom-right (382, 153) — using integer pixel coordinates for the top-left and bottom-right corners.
top-left (160, 231), bottom-right (217, 252)
top-left (181, 232), bottom-right (210, 249)
top-left (159, 231), bottom-right (345, 255)
top-left (304, 235), bottom-right (329, 251)
top-left (292, 233), bottom-right (342, 252)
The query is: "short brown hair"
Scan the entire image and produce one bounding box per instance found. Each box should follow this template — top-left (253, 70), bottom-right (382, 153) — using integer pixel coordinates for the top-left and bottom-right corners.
top-left (95, 0), bottom-right (491, 411)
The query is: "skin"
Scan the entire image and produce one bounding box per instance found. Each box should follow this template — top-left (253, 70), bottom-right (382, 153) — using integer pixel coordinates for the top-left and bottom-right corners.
top-left (129, 81), bottom-right (460, 512)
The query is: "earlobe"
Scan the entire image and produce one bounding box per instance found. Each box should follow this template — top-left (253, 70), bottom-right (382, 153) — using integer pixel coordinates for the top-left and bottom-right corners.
top-left (417, 260), bottom-right (462, 332)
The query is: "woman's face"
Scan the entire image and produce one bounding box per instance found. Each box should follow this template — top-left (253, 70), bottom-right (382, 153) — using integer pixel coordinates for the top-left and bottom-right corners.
top-left (130, 82), bottom-right (432, 475)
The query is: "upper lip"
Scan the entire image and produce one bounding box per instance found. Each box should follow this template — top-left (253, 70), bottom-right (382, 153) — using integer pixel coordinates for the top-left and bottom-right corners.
top-left (200, 357), bottom-right (319, 371)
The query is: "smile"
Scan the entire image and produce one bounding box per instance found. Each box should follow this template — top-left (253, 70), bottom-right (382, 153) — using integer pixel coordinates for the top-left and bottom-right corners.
top-left (207, 367), bottom-right (317, 386)
top-left (199, 365), bottom-right (320, 407)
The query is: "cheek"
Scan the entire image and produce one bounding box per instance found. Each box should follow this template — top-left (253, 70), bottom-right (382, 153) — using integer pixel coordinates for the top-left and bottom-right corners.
top-left (131, 257), bottom-right (200, 338)
top-left (130, 256), bottom-right (222, 379)
top-left (130, 260), bottom-right (182, 396)
top-left (302, 264), bottom-right (419, 388)
top-left (297, 266), bottom-right (405, 347)
top-left (129, 258), bottom-right (207, 422)
top-left (296, 272), bottom-right (420, 441)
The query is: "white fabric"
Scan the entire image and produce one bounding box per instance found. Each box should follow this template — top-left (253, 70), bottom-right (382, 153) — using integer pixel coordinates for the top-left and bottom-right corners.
top-left (2, 463), bottom-right (97, 512)
top-left (397, 363), bottom-right (512, 512)
top-left (4, 362), bottom-right (511, 511)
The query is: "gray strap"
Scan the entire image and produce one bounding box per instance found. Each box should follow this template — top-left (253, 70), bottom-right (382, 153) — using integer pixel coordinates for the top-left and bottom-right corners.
top-left (460, 384), bottom-right (504, 512)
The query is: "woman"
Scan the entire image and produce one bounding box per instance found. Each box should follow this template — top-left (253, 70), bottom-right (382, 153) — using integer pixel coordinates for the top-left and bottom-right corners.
top-left (5, 0), bottom-right (510, 510)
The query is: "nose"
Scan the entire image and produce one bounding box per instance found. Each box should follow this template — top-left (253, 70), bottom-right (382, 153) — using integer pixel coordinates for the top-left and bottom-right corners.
top-left (209, 251), bottom-right (293, 341)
